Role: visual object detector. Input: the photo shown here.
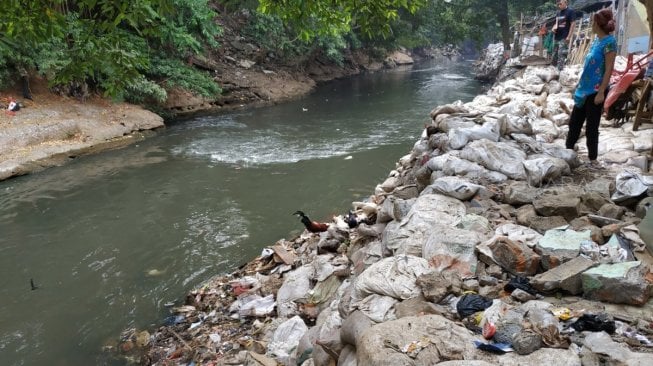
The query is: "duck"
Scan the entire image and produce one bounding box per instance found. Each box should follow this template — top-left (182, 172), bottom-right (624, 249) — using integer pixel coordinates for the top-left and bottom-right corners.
top-left (293, 210), bottom-right (329, 233)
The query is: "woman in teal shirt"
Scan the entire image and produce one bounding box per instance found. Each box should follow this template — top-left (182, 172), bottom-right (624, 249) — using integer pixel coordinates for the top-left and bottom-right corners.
top-left (565, 8), bottom-right (617, 167)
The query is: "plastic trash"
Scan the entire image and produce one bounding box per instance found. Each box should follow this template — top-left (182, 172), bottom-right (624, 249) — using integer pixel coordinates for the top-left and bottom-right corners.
top-left (229, 276), bottom-right (260, 296)
top-left (238, 294), bottom-right (276, 317)
top-left (579, 240), bottom-right (600, 261)
top-left (473, 340), bottom-right (513, 354)
top-left (504, 276), bottom-right (537, 295)
top-left (162, 315), bottom-right (185, 326)
top-left (615, 321), bottom-right (653, 346)
top-left (571, 313), bottom-right (616, 334)
top-left (551, 308), bottom-right (572, 321)
top-left (456, 294), bottom-right (494, 318)
top-left (261, 247), bottom-right (274, 258)
top-left (482, 322), bottom-right (496, 339)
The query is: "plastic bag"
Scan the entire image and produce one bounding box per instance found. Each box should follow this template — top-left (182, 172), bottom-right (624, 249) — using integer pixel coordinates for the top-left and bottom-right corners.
top-left (456, 294), bottom-right (493, 318)
top-left (504, 276), bottom-right (537, 295)
top-left (571, 313), bottom-right (616, 334)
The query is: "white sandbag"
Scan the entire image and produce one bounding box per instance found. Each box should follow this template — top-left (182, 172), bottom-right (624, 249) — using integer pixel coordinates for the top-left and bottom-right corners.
top-left (383, 194), bottom-right (466, 256)
top-left (541, 142), bottom-right (578, 166)
top-left (423, 224), bottom-right (484, 276)
top-left (351, 255), bottom-right (431, 303)
top-left (236, 294), bottom-right (276, 317)
top-left (277, 265), bottom-right (313, 318)
top-left (632, 135), bottom-right (653, 152)
top-left (502, 114), bottom-right (533, 135)
top-left (351, 294), bottom-right (398, 323)
top-left (425, 176), bottom-right (485, 201)
top-left (448, 120), bottom-right (501, 150)
top-left (426, 153), bottom-right (507, 183)
top-left (412, 139), bottom-right (430, 157)
top-left (460, 139), bottom-right (527, 180)
top-left (531, 118), bottom-right (560, 139)
top-left (612, 170), bottom-right (653, 203)
top-left (437, 116), bottom-right (477, 133)
top-left (523, 156), bottom-right (571, 186)
top-left (267, 316), bottom-right (309, 366)
top-left (430, 102), bottom-right (468, 120)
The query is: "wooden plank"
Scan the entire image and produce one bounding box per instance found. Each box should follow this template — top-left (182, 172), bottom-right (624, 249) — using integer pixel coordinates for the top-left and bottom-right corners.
top-left (634, 80), bottom-right (652, 131)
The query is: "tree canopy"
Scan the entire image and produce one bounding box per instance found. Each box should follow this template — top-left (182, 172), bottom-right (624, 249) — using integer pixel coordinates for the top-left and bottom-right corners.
top-left (258, 0), bottom-right (427, 40)
top-left (0, 0), bottom-right (221, 101)
top-left (0, 0), bottom-right (556, 104)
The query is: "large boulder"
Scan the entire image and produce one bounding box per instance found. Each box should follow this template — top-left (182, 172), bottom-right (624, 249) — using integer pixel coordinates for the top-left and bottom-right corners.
top-left (581, 261), bottom-right (652, 305)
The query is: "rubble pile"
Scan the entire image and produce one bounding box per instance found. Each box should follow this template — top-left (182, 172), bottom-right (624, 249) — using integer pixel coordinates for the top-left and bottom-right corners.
top-left (116, 63), bottom-right (653, 366)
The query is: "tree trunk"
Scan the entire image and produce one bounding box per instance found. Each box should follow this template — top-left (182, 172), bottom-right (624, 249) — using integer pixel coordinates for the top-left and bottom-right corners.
top-left (496, 0), bottom-right (512, 56)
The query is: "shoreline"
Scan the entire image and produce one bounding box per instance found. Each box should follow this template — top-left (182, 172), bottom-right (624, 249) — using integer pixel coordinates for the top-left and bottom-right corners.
top-left (0, 49), bottom-right (444, 182)
top-left (117, 62), bottom-right (653, 365)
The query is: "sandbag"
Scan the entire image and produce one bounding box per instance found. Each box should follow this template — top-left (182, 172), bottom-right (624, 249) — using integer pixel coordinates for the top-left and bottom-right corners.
top-left (426, 176), bottom-right (485, 201)
top-left (523, 156), bottom-right (570, 186)
top-left (267, 316), bottom-right (309, 366)
top-left (612, 170), bottom-right (653, 203)
top-left (460, 140), bottom-right (527, 180)
top-left (351, 255), bottom-right (431, 303)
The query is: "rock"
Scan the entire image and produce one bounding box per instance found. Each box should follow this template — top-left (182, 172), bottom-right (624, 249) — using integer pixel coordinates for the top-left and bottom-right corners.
top-left (581, 261), bottom-right (652, 305)
top-left (582, 331), bottom-right (653, 365)
top-left (340, 311), bottom-right (373, 348)
top-left (523, 214), bottom-right (569, 234)
top-left (635, 197), bottom-right (653, 219)
top-left (462, 279), bottom-right (480, 292)
top-left (580, 191), bottom-right (611, 212)
top-left (534, 227), bottom-right (590, 270)
top-left (392, 185), bottom-right (420, 200)
top-left (479, 275), bottom-right (499, 286)
top-left (511, 288), bottom-right (537, 302)
top-left (533, 193), bottom-right (580, 221)
top-left (476, 236), bottom-right (541, 276)
top-left (416, 270), bottom-right (462, 303)
top-left (598, 203), bottom-right (626, 220)
top-left (511, 330), bottom-right (543, 355)
top-left (584, 178), bottom-right (615, 199)
top-left (385, 51), bottom-right (414, 66)
top-left (356, 315), bottom-right (485, 365)
top-left (531, 255), bottom-right (596, 294)
top-left (238, 59), bottom-right (256, 69)
top-left (516, 205), bottom-right (538, 226)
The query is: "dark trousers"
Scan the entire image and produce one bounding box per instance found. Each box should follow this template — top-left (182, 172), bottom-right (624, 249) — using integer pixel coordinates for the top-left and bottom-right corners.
top-left (566, 93), bottom-right (602, 160)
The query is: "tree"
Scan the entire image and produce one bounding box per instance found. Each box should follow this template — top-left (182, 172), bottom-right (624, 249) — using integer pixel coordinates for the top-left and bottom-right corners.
top-left (258, 0), bottom-right (427, 40)
top-left (0, 0), bottom-right (221, 101)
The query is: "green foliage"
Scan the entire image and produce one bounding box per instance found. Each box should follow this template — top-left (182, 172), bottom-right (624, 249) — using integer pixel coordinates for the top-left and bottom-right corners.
top-left (243, 12), bottom-right (300, 56)
top-left (149, 57), bottom-right (221, 97)
top-left (258, 0), bottom-right (427, 41)
top-left (0, 0), bottom-right (222, 102)
top-left (243, 11), bottom-right (348, 65)
top-left (124, 76), bottom-right (168, 103)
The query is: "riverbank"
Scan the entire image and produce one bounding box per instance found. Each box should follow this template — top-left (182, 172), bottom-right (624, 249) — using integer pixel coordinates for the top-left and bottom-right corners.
top-left (117, 62), bottom-right (653, 366)
top-left (0, 78), bottom-right (165, 181)
top-left (0, 44), bottom-right (447, 182)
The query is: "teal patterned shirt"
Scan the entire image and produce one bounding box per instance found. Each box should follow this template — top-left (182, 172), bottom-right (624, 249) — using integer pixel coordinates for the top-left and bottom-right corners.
top-left (574, 34), bottom-right (617, 107)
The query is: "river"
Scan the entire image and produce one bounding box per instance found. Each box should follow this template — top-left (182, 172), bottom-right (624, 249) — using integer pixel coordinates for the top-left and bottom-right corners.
top-left (0, 60), bottom-right (482, 365)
